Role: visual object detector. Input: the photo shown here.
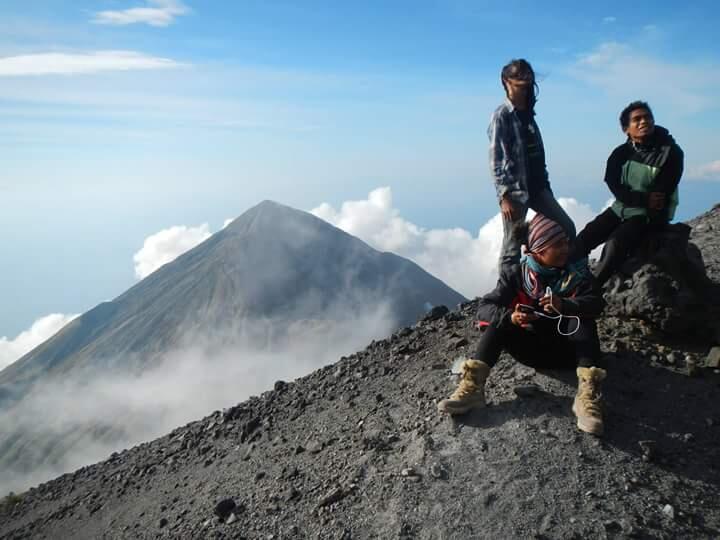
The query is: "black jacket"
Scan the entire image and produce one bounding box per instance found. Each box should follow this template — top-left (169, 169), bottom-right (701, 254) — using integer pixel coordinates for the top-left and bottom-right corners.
top-left (605, 126), bottom-right (684, 220)
top-left (476, 251), bottom-right (604, 330)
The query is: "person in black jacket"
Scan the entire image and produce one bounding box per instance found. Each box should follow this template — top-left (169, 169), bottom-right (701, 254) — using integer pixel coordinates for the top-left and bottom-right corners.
top-left (438, 213), bottom-right (607, 435)
top-left (576, 101), bottom-right (684, 285)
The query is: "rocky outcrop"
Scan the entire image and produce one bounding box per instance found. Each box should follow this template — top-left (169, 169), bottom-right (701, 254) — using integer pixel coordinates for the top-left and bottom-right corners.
top-left (602, 218), bottom-right (720, 342)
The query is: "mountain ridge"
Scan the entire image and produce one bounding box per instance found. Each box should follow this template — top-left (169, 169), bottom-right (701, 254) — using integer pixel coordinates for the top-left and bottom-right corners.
top-left (0, 199), bottom-right (466, 494)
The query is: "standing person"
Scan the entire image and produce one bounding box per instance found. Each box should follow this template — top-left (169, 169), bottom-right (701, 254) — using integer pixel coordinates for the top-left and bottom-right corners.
top-left (438, 214), bottom-right (606, 436)
top-left (489, 58), bottom-right (576, 267)
top-left (576, 101), bottom-right (684, 286)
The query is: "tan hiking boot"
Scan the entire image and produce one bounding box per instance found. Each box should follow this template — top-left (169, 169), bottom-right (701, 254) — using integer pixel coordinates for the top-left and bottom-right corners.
top-left (438, 359), bottom-right (490, 415)
top-left (573, 366), bottom-right (607, 435)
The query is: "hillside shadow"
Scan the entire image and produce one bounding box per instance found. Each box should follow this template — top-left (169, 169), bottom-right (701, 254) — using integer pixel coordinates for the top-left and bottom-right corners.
top-left (450, 353), bottom-right (720, 487)
top-left (600, 353), bottom-right (720, 486)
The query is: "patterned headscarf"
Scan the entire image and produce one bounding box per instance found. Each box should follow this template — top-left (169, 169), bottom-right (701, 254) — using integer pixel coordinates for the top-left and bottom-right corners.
top-left (521, 213), bottom-right (590, 300)
top-left (527, 213), bottom-right (567, 254)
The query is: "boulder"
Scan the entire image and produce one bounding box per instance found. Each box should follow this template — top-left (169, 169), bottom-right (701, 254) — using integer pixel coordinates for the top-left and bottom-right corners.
top-left (601, 223), bottom-right (720, 339)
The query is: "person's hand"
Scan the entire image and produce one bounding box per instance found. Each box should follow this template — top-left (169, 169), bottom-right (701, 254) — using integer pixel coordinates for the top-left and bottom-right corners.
top-left (648, 192), bottom-right (666, 210)
top-left (511, 305), bottom-right (538, 328)
top-left (500, 197), bottom-right (520, 221)
top-left (539, 292), bottom-right (562, 314)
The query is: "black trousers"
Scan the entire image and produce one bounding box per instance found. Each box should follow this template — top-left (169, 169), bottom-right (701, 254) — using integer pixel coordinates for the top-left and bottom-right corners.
top-left (473, 318), bottom-right (603, 370)
top-left (575, 208), bottom-right (653, 286)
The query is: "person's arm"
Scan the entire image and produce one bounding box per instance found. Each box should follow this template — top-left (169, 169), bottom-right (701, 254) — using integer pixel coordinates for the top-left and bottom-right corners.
top-left (488, 111), bottom-right (526, 203)
top-left (558, 275), bottom-right (604, 318)
top-left (476, 262), bottom-right (518, 328)
top-left (652, 144), bottom-right (684, 195)
top-left (604, 146), bottom-right (648, 208)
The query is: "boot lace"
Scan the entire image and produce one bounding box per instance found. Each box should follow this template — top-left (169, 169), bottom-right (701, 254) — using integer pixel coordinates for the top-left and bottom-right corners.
top-left (577, 377), bottom-right (602, 417)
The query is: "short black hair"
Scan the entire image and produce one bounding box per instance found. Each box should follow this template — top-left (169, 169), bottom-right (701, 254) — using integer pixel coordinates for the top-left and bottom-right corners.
top-left (620, 101), bottom-right (653, 129)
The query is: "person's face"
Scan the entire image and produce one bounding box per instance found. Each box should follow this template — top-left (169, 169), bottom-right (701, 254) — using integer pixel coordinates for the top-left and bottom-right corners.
top-left (535, 237), bottom-right (569, 268)
top-left (503, 77), bottom-right (531, 103)
top-left (624, 108), bottom-right (655, 142)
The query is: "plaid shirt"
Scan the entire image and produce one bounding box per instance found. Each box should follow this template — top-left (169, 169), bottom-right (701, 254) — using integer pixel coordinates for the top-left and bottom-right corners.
top-left (487, 98), bottom-right (548, 205)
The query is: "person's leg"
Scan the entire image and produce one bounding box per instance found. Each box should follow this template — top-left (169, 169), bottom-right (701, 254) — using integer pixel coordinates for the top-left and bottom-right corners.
top-left (575, 208), bottom-right (620, 256)
top-left (530, 188), bottom-right (576, 241)
top-left (499, 202), bottom-right (529, 268)
top-left (439, 323), bottom-right (528, 415)
top-left (593, 216), bottom-right (648, 285)
top-left (568, 319), bottom-right (606, 435)
top-left (472, 323), bottom-right (521, 368)
top-left (568, 319), bottom-right (603, 369)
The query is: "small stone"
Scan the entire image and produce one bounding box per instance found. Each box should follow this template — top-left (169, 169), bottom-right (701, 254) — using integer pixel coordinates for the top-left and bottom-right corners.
top-left (226, 513), bottom-right (237, 524)
top-left (430, 463), bottom-right (448, 479)
top-left (662, 504), bottom-right (675, 519)
top-left (159, 517), bottom-right (168, 528)
top-left (683, 433), bottom-right (695, 443)
top-left (214, 498), bottom-right (237, 520)
top-left (638, 440), bottom-right (656, 462)
top-left (401, 467), bottom-right (415, 477)
top-left (318, 487), bottom-right (345, 508)
top-left (306, 440), bottom-right (323, 454)
top-left (706, 418), bottom-right (714, 427)
top-left (706, 347), bottom-right (720, 368)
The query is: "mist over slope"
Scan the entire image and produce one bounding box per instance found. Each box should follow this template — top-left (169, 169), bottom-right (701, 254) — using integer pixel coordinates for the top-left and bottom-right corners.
top-left (0, 200), bottom-right (465, 494)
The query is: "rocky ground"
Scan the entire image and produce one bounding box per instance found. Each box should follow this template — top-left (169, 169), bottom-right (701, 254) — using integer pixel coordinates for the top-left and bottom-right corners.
top-left (2, 205), bottom-right (719, 540)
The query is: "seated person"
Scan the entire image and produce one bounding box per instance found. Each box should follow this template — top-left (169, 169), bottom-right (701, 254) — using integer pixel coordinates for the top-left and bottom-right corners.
top-left (438, 214), bottom-right (607, 435)
top-left (576, 101), bottom-right (684, 286)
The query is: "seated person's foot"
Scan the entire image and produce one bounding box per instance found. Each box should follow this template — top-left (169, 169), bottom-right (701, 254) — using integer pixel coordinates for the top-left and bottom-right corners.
top-left (572, 366), bottom-right (606, 435)
top-left (438, 359), bottom-right (490, 415)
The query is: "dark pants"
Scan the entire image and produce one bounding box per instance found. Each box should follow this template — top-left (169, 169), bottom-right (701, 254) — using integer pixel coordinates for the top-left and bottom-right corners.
top-left (575, 208), bottom-right (654, 286)
top-left (473, 319), bottom-right (603, 370)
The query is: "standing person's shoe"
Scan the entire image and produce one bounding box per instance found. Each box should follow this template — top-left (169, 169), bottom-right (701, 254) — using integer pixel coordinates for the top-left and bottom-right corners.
top-left (438, 360), bottom-right (490, 415)
top-left (572, 367), bottom-right (607, 435)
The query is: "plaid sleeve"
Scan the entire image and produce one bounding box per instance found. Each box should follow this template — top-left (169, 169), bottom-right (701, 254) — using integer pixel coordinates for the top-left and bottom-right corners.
top-left (487, 111), bottom-right (517, 201)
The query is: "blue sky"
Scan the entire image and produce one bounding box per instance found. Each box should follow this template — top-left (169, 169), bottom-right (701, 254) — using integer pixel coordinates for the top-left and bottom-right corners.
top-left (1, 0), bottom-right (720, 341)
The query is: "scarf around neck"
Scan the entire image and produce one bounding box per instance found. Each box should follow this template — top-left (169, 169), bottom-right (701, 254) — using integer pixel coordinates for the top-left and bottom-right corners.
top-left (521, 253), bottom-right (591, 300)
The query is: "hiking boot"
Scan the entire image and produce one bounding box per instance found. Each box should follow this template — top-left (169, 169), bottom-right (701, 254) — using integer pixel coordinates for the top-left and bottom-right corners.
top-left (572, 366), bottom-right (607, 435)
top-left (438, 359), bottom-right (490, 415)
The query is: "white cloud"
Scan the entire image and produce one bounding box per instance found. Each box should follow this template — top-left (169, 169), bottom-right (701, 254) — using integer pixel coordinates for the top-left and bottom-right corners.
top-left (0, 314), bottom-right (79, 370)
top-left (92, 0), bottom-right (190, 27)
top-left (312, 187), bottom-right (601, 299)
top-left (0, 51), bottom-right (183, 77)
top-left (688, 160), bottom-right (720, 181)
top-left (133, 224), bottom-right (211, 279)
top-left (570, 42), bottom-right (720, 114)
top-left (602, 16), bottom-right (616, 23)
